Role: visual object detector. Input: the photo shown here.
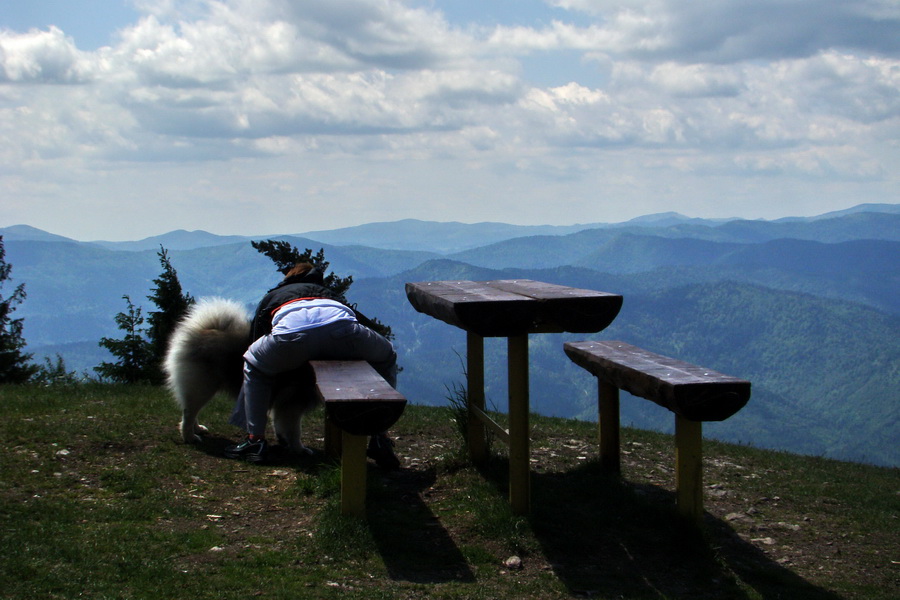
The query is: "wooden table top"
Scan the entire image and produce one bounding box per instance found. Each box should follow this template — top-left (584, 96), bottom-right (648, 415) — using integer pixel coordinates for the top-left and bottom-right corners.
top-left (405, 279), bottom-right (623, 337)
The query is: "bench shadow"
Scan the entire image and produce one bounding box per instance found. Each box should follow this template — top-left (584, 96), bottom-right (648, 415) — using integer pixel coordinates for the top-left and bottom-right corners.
top-left (365, 465), bottom-right (477, 584)
top-left (195, 434), bottom-right (475, 583)
top-left (523, 460), bottom-right (844, 599)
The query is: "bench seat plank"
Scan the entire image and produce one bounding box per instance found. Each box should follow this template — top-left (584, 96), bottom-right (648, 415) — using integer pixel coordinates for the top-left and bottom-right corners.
top-left (310, 360), bottom-right (406, 436)
top-left (564, 341), bottom-right (750, 422)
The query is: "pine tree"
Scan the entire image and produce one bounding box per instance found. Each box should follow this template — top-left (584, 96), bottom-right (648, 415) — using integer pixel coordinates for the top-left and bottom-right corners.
top-left (251, 239), bottom-right (392, 339)
top-left (94, 295), bottom-right (155, 384)
top-left (0, 236), bottom-right (38, 383)
top-left (146, 246), bottom-right (194, 382)
top-left (251, 240), bottom-right (353, 297)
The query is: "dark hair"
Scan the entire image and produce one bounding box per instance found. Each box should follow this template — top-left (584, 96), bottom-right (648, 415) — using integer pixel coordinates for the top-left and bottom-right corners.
top-left (284, 262), bottom-right (314, 278)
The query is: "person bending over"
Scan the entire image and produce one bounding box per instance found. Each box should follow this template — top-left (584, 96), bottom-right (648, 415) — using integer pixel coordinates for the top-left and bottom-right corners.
top-left (224, 262), bottom-right (399, 467)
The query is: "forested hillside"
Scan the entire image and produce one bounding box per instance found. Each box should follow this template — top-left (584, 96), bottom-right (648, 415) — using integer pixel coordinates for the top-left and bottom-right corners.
top-left (2, 205), bottom-right (897, 466)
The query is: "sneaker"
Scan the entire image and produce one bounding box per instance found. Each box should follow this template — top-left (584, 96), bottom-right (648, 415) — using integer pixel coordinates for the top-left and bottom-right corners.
top-left (367, 433), bottom-right (400, 470)
top-left (224, 436), bottom-right (269, 463)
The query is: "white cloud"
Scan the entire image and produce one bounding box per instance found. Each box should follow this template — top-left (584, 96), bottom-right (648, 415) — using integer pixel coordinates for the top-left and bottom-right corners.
top-left (646, 63), bottom-right (743, 98)
top-left (487, 20), bottom-right (613, 52)
top-left (543, 0), bottom-right (900, 61)
top-left (0, 26), bottom-right (101, 83)
top-left (0, 0), bottom-right (897, 239)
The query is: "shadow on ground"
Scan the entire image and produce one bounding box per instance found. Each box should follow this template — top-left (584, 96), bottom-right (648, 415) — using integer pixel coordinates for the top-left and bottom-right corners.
top-left (197, 435), bottom-right (475, 584)
top-left (366, 466), bottom-right (477, 583)
top-left (525, 460), bottom-right (844, 599)
top-left (193, 433), bottom-right (841, 598)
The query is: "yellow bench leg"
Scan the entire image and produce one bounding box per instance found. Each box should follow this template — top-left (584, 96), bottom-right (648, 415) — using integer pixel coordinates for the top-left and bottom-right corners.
top-left (675, 415), bottom-right (703, 522)
top-left (340, 432), bottom-right (368, 517)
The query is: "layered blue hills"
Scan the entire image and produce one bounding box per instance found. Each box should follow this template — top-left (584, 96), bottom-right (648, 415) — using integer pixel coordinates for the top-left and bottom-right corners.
top-left (2, 203), bottom-right (897, 467)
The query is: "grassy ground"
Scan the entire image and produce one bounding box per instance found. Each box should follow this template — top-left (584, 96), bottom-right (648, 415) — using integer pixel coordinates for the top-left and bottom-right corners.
top-left (1, 384), bottom-right (897, 599)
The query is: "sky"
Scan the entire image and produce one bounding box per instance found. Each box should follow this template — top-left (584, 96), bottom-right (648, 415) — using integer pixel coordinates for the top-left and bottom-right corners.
top-left (1, 0), bottom-right (898, 241)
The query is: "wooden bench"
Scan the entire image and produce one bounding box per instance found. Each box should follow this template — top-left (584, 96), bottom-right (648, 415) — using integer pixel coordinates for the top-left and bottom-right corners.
top-left (564, 340), bottom-right (751, 521)
top-left (309, 360), bottom-right (407, 516)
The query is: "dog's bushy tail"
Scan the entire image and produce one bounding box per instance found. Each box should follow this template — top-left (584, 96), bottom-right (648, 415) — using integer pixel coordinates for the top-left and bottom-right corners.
top-left (164, 298), bottom-right (251, 397)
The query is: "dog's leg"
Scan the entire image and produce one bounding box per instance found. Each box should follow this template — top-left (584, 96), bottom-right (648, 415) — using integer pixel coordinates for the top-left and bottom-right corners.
top-left (272, 395), bottom-right (314, 455)
top-left (273, 405), bottom-right (312, 455)
top-left (180, 408), bottom-right (209, 444)
top-left (173, 374), bottom-right (221, 444)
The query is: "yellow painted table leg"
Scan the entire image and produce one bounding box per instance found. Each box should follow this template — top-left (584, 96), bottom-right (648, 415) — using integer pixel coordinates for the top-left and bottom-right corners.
top-left (598, 380), bottom-right (621, 473)
top-left (508, 334), bottom-right (530, 515)
top-left (341, 432), bottom-right (368, 517)
top-left (467, 332), bottom-right (487, 464)
top-left (675, 415), bottom-right (703, 522)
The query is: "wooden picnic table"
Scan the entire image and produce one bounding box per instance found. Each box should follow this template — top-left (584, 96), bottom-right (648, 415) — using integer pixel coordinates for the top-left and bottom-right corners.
top-left (405, 279), bottom-right (623, 514)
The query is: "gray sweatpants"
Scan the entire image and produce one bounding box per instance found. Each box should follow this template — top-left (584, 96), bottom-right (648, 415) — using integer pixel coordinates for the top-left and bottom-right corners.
top-left (229, 320), bottom-right (397, 436)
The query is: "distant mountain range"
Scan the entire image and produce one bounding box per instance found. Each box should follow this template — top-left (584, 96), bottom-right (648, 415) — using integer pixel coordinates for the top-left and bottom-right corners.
top-left (4, 202), bottom-right (897, 253)
top-left (2, 203), bottom-right (898, 467)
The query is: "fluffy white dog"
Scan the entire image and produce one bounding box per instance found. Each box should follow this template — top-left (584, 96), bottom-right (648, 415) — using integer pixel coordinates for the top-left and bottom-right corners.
top-left (163, 298), bottom-right (318, 453)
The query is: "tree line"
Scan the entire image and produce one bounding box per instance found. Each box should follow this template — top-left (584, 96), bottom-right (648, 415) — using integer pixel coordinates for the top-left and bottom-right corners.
top-left (0, 235), bottom-right (386, 385)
